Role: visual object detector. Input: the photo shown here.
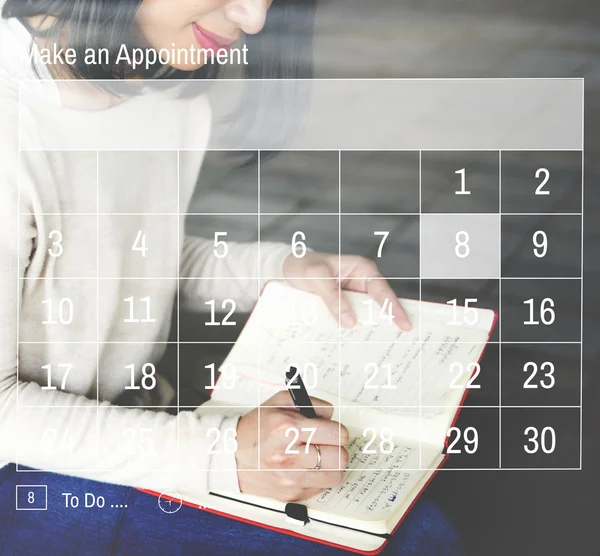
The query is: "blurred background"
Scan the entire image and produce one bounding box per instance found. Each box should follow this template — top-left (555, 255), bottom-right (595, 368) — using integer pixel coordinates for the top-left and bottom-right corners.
top-left (179, 1), bottom-right (598, 554)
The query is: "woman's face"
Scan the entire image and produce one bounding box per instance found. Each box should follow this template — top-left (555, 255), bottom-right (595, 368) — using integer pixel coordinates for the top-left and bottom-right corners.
top-left (135, 0), bottom-right (274, 70)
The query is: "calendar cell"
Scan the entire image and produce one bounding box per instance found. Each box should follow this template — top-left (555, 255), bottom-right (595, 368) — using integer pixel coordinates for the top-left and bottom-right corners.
top-left (340, 151), bottom-right (420, 214)
top-left (99, 215), bottom-right (179, 279)
top-left (182, 150), bottom-right (259, 214)
top-left (265, 401), bottom-right (348, 473)
top-left (260, 215), bottom-right (340, 278)
top-left (501, 215), bottom-right (581, 277)
top-left (100, 342), bottom-right (177, 409)
top-left (332, 416), bottom-right (423, 474)
top-left (441, 408), bottom-right (499, 470)
top-left (258, 341), bottom-right (339, 405)
top-left (338, 278), bottom-right (419, 344)
top-left (420, 214), bottom-right (500, 279)
top-left (500, 343), bottom-right (580, 407)
top-left (20, 151), bottom-right (98, 214)
top-left (16, 407), bottom-right (99, 472)
top-left (341, 215), bottom-right (419, 278)
top-left (421, 151), bottom-right (500, 214)
top-left (178, 341), bottom-right (243, 407)
top-left (420, 279), bottom-right (500, 342)
top-left (340, 342), bottom-right (420, 408)
top-left (27, 215), bottom-right (98, 279)
top-left (194, 405), bottom-right (254, 471)
top-left (501, 151), bottom-right (582, 214)
top-left (18, 343), bottom-right (98, 407)
top-left (185, 215), bottom-right (260, 279)
top-left (259, 151), bottom-right (339, 214)
top-left (105, 419), bottom-right (160, 471)
top-left (450, 343), bottom-right (500, 408)
top-left (98, 151), bottom-right (178, 214)
top-left (384, 278), bottom-right (420, 301)
top-left (178, 279), bottom-right (259, 342)
top-left (98, 279), bottom-right (178, 343)
top-left (500, 279), bottom-right (581, 343)
top-left (20, 278), bottom-right (97, 343)
top-left (500, 408), bottom-right (580, 469)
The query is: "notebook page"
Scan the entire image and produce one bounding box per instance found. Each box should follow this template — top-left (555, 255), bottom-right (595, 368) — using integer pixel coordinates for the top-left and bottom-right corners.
top-left (215, 281), bottom-right (491, 412)
top-left (304, 434), bottom-right (440, 524)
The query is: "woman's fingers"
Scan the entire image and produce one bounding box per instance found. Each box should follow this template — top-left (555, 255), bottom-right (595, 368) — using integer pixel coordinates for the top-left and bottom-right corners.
top-left (305, 265), bottom-right (356, 328)
top-left (366, 276), bottom-right (412, 331)
top-left (265, 391), bottom-right (335, 420)
top-left (293, 418), bottom-right (349, 446)
top-left (278, 443), bottom-right (348, 471)
top-left (274, 416), bottom-right (348, 450)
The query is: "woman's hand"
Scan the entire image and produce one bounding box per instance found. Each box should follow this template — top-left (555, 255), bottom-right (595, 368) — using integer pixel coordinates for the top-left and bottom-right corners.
top-left (235, 391), bottom-right (349, 502)
top-left (282, 251), bottom-right (412, 331)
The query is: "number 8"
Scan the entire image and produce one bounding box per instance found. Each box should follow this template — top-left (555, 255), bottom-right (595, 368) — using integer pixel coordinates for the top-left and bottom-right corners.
top-left (455, 231), bottom-right (470, 258)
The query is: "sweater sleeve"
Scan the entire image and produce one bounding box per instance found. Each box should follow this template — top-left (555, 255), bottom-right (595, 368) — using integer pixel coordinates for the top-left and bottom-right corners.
top-left (0, 85), bottom-right (242, 500)
top-left (179, 235), bottom-right (293, 311)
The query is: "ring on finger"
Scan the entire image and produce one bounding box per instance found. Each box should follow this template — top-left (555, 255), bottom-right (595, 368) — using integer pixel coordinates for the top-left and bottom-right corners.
top-left (313, 443), bottom-right (322, 471)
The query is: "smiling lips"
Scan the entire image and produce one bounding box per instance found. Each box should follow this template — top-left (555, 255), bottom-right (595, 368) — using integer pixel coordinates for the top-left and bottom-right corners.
top-left (192, 24), bottom-right (236, 52)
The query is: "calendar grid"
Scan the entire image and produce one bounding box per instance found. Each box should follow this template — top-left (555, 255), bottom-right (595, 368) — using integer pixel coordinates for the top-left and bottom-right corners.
top-left (13, 79), bottom-right (584, 480)
top-left (14, 145), bottom-right (585, 473)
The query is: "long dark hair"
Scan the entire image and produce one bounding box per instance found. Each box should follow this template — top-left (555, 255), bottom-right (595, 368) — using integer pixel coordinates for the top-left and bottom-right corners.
top-left (1, 0), bottom-right (317, 81)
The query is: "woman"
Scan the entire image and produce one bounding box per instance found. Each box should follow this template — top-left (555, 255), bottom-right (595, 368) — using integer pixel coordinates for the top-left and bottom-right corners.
top-left (0, 0), bottom-right (463, 553)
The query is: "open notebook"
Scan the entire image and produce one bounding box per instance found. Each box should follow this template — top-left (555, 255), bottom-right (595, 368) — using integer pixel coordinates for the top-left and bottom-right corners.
top-left (143, 281), bottom-right (497, 554)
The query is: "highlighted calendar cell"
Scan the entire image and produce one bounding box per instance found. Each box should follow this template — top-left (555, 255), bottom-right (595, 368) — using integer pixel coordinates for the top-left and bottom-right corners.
top-left (420, 214), bottom-right (500, 279)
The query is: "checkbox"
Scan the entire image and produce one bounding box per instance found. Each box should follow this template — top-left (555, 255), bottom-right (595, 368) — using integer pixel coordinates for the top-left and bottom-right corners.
top-left (16, 485), bottom-right (47, 511)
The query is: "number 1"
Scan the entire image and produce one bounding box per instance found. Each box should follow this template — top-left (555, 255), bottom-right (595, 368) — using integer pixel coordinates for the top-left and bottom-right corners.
top-left (455, 168), bottom-right (470, 195)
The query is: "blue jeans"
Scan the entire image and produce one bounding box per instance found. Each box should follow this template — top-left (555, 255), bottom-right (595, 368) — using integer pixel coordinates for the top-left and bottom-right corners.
top-left (0, 464), bottom-right (464, 555)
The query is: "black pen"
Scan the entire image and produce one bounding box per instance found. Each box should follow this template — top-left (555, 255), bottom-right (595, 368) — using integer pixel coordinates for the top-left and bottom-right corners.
top-left (285, 366), bottom-right (318, 418)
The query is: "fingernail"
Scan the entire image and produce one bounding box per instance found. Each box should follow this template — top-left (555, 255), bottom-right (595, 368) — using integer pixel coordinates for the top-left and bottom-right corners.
top-left (340, 313), bottom-right (355, 328)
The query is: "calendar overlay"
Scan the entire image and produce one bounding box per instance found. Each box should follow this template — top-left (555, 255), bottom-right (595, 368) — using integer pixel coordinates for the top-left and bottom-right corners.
top-left (16, 79), bottom-right (583, 478)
